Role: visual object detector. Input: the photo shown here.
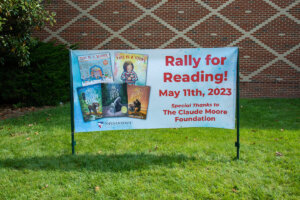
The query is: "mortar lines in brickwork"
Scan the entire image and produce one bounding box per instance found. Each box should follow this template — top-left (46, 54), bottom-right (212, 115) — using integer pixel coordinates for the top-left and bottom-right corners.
top-left (41, 0), bottom-right (300, 83)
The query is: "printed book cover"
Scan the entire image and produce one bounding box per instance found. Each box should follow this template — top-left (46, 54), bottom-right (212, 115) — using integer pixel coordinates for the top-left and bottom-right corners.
top-left (114, 53), bottom-right (148, 86)
top-left (77, 84), bottom-right (102, 122)
top-left (127, 85), bottom-right (150, 120)
top-left (78, 53), bottom-right (113, 86)
top-left (101, 83), bottom-right (128, 118)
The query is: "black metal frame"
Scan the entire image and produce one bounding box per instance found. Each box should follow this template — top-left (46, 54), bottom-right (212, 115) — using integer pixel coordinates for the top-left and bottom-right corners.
top-left (70, 50), bottom-right (76, 155)
top-left (69, 50), bottom-right (240, 158)
top-left (235, 50), bottom-right (240, 159)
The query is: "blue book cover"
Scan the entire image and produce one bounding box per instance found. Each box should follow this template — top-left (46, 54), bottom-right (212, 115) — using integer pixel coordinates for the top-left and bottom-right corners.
top-left (78, 53), bottom-right (113, 86)
top-left (77, 84), bottom-right (102, 122)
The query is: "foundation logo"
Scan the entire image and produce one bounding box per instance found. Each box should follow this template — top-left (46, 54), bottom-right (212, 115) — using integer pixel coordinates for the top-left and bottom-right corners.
top-left (98, 122), bottom-right (104, 128)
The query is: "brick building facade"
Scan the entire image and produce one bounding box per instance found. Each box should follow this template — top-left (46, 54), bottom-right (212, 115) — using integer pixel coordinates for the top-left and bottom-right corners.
top-left (33, 0), bottom-right (300, 98)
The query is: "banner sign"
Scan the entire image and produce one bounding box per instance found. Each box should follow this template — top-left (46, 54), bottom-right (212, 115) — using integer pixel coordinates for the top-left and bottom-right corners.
top-left (70, 48), bottom-right (238, 132)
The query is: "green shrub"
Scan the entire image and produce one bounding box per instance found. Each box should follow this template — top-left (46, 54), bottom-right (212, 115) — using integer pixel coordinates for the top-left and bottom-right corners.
top-left (0, 0), bottom-right (55, 66)
top-left (0, 41), bottom-right (76, 106)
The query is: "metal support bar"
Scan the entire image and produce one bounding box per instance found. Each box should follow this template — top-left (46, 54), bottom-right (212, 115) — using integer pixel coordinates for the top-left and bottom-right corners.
top-left (70, 50), bottom-right (76, 155)
top-left (236, 49), bottom-right (240, 159)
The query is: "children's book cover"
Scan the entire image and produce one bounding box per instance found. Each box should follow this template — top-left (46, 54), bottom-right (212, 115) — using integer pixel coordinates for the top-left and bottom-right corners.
top-left (114, 53), bottom-right (148, 86)
top-left (101, 83), bottom-right (128, 118)
top-left (77, 84), bottom-right (102, 122)
top-left (78, 53), bottom-right (113, 86)
top-left (127, 85), bottom-right (150, 120)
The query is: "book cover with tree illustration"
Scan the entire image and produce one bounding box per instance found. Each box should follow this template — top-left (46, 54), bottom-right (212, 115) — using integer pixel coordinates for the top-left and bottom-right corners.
top-left (77, 84), bottom-right (102, 122)
top-left (101, 83), bottom-right (128, 118)
top-left (114, 53), bottom-right (148, 86)
top-left (78, 53), bottom-right (113, 86)
top-left (127, 85), bottom-right (150, 119)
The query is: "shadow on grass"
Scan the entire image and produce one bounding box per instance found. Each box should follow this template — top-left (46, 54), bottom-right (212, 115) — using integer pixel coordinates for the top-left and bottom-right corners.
top-left (0, 153), bottom-right (195, 172)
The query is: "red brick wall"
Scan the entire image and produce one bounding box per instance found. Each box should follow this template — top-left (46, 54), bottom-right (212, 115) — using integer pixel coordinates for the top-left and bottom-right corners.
top-left (33, 0), bottom-right (300, 98)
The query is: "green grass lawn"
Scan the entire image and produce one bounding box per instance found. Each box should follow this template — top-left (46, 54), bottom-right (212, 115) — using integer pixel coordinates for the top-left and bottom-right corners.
top-left (0, 99), bottom-right (299, 199)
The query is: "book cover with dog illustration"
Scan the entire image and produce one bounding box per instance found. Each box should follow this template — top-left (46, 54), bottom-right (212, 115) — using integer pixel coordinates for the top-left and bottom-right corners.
top-left (127, 85), bottom-right (150, 119)
top-left (77, 84), bottom-right (102, 122)
top-left (114, 53), bottom-right (148, 86)
top-left (101, 83), bottom-right (128, 118)
top-left (78, 53), bottom-right (113, 86)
